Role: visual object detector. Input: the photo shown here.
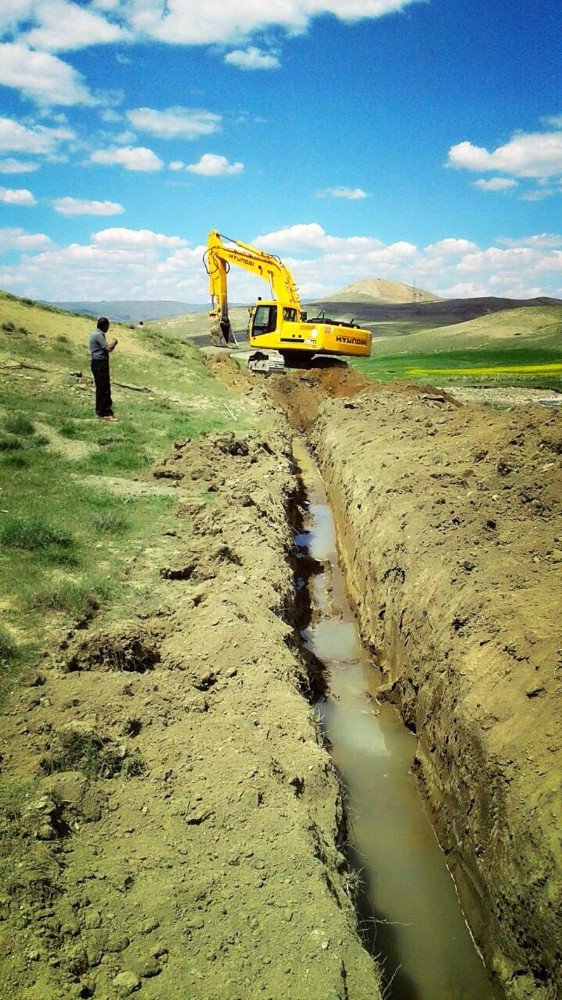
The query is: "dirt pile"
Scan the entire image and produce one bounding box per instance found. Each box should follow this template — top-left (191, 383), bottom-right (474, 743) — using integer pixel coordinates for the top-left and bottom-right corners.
top-left (0, 429), bottom-right (381, 999)
top-left (297, 382), bottom-right (561, 998)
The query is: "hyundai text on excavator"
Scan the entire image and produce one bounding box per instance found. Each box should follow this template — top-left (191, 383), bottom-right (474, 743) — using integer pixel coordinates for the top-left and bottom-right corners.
top-left (204, 230), bottom-right (372, 368)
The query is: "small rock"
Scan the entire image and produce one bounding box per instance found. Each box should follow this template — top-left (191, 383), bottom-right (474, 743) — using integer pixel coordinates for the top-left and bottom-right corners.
top-left (526, 686), bottom-right (546, 699)
top-left (106, 935), bottom-right (130, 953)
top-left (19, 672), bottom-right (46, 688)
top-left (135, 956), bottom-right (162, 979)
top-left (84, 910), bottom-right (102, 930)
top-left (112, 970), bottom-right (141, 995)
top-left (139, 919), bottom-right (159, 935)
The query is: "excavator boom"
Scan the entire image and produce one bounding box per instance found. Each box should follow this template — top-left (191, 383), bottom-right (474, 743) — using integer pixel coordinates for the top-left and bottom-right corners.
top-left (204, 230), bottom-right (371, 363)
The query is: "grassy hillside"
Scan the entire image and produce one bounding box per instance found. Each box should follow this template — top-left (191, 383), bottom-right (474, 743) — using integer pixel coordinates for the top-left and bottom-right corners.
top-left (310, 295), bottom-right (561, 333)
top-left (368, 304), bottom-right (562, 354)
top-left (352, 305), bottom-right (562, 391)
top-left (156, 305), bottom-right (250, 344)
top-left (0, 290), bottom-right (246, 695)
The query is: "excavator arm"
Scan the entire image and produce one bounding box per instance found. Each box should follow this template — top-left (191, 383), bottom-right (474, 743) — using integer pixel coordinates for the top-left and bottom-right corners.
top-left (204, 230), bottom-right (302, 343)
top-left (203, 228), bottom-right (372, 363)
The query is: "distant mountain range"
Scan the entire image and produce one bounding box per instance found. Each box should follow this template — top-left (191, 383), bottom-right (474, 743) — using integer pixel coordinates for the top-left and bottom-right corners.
top-left (310, 294), bottom-right (562, 326)
top-left (47, 283), bottom-right (561, 328)
top-left (48, 280), bottom-right (436, 322)
top-left (47, 300), bottom-right (206, 322)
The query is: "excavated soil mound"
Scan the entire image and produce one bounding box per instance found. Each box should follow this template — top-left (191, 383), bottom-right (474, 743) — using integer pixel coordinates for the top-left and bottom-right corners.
top-left (0, 428), bottom-right (381, 1000)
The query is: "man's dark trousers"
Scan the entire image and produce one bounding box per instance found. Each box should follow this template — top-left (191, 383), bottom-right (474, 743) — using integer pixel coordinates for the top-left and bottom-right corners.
top-left (91, 358), bottom-right (113, 416)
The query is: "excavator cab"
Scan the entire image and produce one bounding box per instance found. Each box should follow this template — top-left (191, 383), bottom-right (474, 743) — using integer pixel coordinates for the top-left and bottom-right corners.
top-left (250, 303), bottom-right (277, 336)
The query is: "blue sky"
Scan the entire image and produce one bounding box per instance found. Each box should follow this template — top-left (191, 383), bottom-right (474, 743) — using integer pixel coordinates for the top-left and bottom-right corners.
top-left (0, 0), bottom-right (561, 303)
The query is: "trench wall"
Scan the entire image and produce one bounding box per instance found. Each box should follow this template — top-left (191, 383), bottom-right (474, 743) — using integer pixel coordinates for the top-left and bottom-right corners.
top-left (310, 390), bottom-right (561, 999)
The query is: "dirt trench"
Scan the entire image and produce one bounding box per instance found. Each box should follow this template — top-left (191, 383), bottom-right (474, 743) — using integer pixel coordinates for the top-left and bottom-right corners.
top-left (0, 421), bottom-right (382, 998)
top-left (261, 365), bottom-right (561, 999)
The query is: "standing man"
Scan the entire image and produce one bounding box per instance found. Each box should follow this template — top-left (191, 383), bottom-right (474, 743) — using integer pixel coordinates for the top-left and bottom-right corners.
top-left (89, 317), bottom-right (118, 420)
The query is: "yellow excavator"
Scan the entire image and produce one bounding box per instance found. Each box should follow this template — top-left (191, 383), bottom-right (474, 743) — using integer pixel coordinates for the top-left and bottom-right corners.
top-left (204, 230), bottom-right (371, 368)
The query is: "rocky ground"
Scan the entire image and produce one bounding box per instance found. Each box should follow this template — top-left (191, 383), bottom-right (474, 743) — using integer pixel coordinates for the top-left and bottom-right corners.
top-left (1, 354), bottom-right (560, 1000)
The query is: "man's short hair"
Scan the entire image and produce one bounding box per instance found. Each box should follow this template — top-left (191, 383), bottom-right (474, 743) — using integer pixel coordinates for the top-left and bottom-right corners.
top-left (97, 316), bottom-right (110, 333)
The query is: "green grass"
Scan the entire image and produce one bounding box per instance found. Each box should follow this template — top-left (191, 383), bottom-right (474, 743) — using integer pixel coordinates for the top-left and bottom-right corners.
top-left (0, 289), bottom-right (252, 698)
top-left (0, 435), bottom-right (23, 451)
top-left (0, 625), bottom-right (18, 666)
top-left (3, 414), bottom-right (35, 435)
top-left (352, 345), bottom-right (562, 392)
top-left (1, 515), bottom-right (79, 565)
top-left (25, 580), bottom-right (111, 617)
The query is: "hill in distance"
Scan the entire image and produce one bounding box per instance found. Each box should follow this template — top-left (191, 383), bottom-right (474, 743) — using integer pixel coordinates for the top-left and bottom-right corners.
top-left (47, 300), bottom-right (206, 322)
top-left (367, 303), bottom-right (562, 355)
top-left (323, 277), bottom-right (440, 304)
top-left (310, 293), bottom-right (562, 329)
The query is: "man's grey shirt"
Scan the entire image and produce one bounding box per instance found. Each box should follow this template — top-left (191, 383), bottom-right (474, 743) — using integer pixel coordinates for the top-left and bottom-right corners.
top-left (89, 330), bottom-right (108, 361)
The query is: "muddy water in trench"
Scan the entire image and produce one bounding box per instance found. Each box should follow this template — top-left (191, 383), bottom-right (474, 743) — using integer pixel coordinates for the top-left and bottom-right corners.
top-left (293, 440), bottom-right (499, 1000)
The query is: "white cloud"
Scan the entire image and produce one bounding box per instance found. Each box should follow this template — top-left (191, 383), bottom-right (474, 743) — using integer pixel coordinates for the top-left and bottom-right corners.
top-left (251, 225), bottom-right (561, 300)
top-left (472, 177), bottom-right (518, 192)
top-left (52, 197), bottom-right (124, 216)
top-left (447, 130), bottom-right (562, 180)
top-left (3, 0), bottom-right (422, 52)
top-left (1, 223), bottom-right (560, 302)
top-left (127, 107), bottom-right (221, 140)
top-left (0, 0), bottom-right (422, 119)
top-left (317, 186), bottom-right (368, 200)
top-left (0, 116), bottom-right (74, 156)
top-left (99, 109), bottom-right (122, 124)
top-left (94, 0), bottom-right (122, 9)
top-left (520, 187), bottom-right (559, 203)
top-left (128, 1), bottom-right (422, 45)
top-left (0, 158), bottom-right (39, 173)
top-left (254, 222), bottom-right (379, 253)
top-left (541, 114), bottom-right (562, 129)
top-left (112, 130), bottom-right (136, 144)
top-left (0, 43), bottom-right (95, 106)
top-left (169, 160), bottom-right (185, 171)
top-left (0, 186), bottom-right (36, 206)
top-left (499, 233), bottom-right (562, 250)
top-left (0, 0), bottom-right (35, 34)
top-left (92, 227), bottom-right (187, 249)
top-left (186, 153), bottom-right (243, 176)
top-left (224, 47), bottom-right (280, 70)
top-left (90, 145), bottom-right (163, 171)
top-left (22, 1), bottom-right (127, 52)
top-left (0, 226), bottom-right (52, 252)
top-left (423, 238), bottom-right (480, 256)
top-left (0, 230), bottom-right (202, 299)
